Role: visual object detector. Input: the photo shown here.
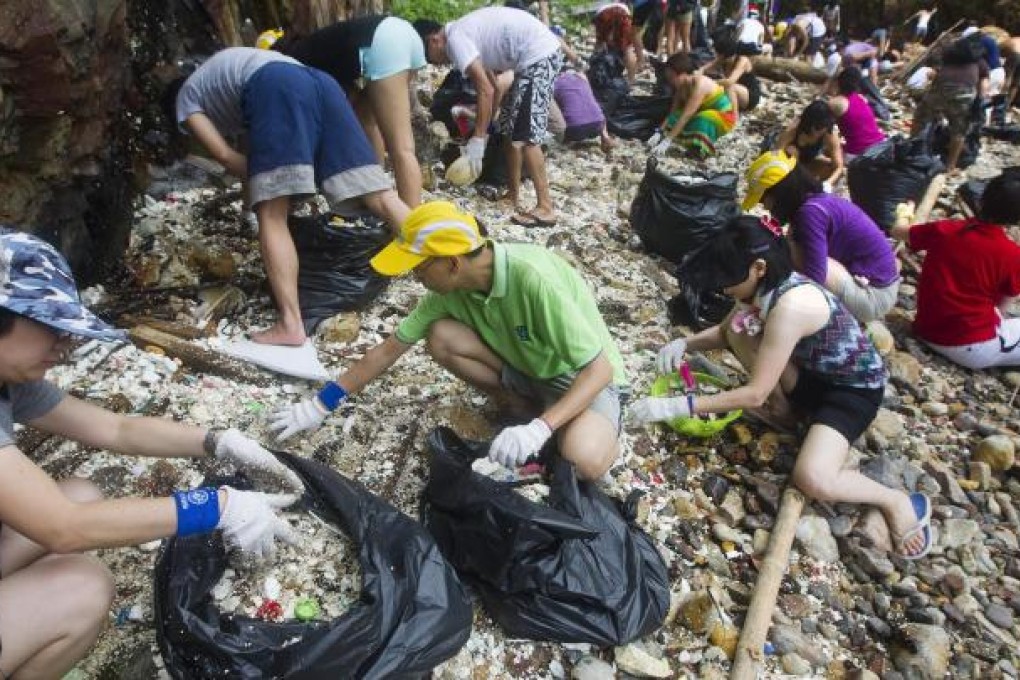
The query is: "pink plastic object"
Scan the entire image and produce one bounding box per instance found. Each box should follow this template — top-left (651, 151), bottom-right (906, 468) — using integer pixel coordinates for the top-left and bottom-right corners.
top-left (679, 362), bottom-right (696, 392)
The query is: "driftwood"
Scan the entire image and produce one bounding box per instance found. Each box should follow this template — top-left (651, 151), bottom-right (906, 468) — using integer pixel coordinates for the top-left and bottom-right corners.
top-left (128, 325), bottom-right (270, 387)
top-left (730, 486), bottom-right (806, 680)
top-left (751, 56), bottom-right (829, 85)
top-left (894, 19), bottom-right (965, 83)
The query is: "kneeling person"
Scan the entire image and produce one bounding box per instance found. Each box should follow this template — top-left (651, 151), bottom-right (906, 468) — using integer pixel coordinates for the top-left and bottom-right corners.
top-left (271, 202), bottom-right (629, 480)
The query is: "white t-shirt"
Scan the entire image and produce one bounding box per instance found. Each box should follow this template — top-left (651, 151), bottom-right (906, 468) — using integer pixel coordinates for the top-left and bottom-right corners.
top-left (796, 13), bottom-right (827, 38)
top-left (445, 6), bottom-right (560, 74)
top-left (737, 18), bottom-right (765, 45)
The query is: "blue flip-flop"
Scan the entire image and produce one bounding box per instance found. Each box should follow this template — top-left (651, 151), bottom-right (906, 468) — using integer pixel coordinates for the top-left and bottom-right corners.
top-left (896, 492), bottom-right (933, 560)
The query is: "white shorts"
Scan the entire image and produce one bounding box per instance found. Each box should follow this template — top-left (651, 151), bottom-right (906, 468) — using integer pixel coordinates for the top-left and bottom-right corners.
top-left (989, 67), bottom-right (1006, 96)
top-left (925, 316), bottom-right (1020, 370)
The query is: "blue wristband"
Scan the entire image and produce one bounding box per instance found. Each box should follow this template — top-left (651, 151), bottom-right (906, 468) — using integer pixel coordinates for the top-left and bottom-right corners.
top-left (317, 381), bottom-right (348, 412)
top-left (173, 487), bottom-right (221, 537)
top-left (687, 394), bottom-right (696, 417)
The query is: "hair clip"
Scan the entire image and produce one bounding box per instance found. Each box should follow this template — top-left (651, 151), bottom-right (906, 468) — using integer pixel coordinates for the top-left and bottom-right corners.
top-left (760, 215), bottom-right (784, 238)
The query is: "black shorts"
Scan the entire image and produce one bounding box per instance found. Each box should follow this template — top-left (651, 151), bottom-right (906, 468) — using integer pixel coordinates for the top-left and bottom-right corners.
top-left (787, 371), bottom-right (884, 443)
top-left (633, 1), bottom-right (656, 28)
top-left (666, 0), bottom-right (696, 19)
top-left (805, 35), bottom-right (824, 56)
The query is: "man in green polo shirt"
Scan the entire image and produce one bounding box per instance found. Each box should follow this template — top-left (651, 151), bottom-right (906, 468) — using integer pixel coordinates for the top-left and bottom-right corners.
top-left (270, 200), bottom-right (629, 480)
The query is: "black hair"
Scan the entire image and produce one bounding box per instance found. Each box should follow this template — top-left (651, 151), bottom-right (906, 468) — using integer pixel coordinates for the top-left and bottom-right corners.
top-left (979, 170), bottom-right (1020, 224)
top-left (0, 308), bottom-right (16, 338)
top-left (797, 100), bottom-right (835, 135)
top-left (715, 36), bottom-right (739, 57)
top-left (413, 19), bottom-right (443, 45)
top-left (762, 164), bottom-right (823, 224)
top-left (836, 66), bottom-right (863, 94)
top-left (677, 215), bottom-right (793, 295)
top-left (665, 52), bottom-right (697, 75)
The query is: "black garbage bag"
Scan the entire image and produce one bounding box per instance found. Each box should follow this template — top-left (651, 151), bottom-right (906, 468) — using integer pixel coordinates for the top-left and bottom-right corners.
top-left (155, 453), bottom-right (473, 680)
top-left (983, 123), bottom-right (1020, 143)
top-left (604, 94), bottom-right (672, 140)
top-left (587, 49), bottom-right (630, 109)
top-left (290, 214), bottom-right (391, 335)
top-left (476, 134), bottom-right (535, 187)
top-left (957, 166), bottom-right (1020, 215)
top-left (421, 427), bottom-right (670, 646)
top-left (629, 158), bottom-right (741, 263)
top-left (859, 75), bottom-right (891, 122)
top-left (430, 70), bottom-right (476, 138)
top-left (847, 136), bottom-right (944, 231)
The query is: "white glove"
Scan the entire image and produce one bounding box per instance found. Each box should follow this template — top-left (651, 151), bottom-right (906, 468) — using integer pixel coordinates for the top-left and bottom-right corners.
top-left (464, 136), bottom-right (487, 176)
top-left (217, 488), bottom-right (299, 559)
top-left (647, 130), bottom-right (664, 148)
top-left (214, 429), bottom-right (304, 492)
top-left (655, 338), bottom-right (688, 375)
top-left (628, 396), bottom-right (692, 426)
top-left (488, 418), bottom-right (552, 469)
top-left (822, 181), bottom-right (833, 194)
top-left (652, 138), bottom-right (672, 156)
top-left (269, 397), bottom-right (330, 442)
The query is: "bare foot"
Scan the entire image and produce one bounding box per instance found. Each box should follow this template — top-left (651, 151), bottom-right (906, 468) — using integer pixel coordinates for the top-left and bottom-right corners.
top-left (250, 323), bottom-right (307, 346)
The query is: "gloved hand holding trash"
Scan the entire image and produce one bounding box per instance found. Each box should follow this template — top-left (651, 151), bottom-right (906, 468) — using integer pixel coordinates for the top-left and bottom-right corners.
top-left (212, 428), bottom-right (304, 492)
top-left (489, 418), bottom-right (552, 468)
top-left (270, 380), bottom-right (348, 441)
top-left (464, 136), bottom-right (487, 176)
top-left (217, 488), bottom-right (299, 559)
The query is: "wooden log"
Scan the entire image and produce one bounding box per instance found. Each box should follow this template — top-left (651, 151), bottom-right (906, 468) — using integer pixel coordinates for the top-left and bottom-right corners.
top-left (913, 173), bottom-right (947, 224)
top-left (128, 325), bottom-right (271, 386)
top-left (751, 56), bottom-right (829, 84)
top-left (730, 486), bottom-right (806, 680)
top-left (894, 19), bottom-right (964, 83)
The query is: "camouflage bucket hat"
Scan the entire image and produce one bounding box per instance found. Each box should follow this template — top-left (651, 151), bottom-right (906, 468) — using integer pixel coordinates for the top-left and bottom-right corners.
top-left (0, 228), bottom-right (126, 342)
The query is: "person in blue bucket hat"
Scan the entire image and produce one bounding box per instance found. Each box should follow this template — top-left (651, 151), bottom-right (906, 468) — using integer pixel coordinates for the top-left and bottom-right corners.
top-left (0, 228), bottom-right (301, 678)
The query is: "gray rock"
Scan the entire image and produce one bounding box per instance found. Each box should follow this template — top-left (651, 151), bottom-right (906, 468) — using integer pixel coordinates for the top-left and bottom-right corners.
top-left (781, 653), bottom-right (813, 676)
top-left (769, 623), bottom-right (825, 666)
top-left (954, 411), bottom-right (979, 432)
top-left (571, 656), bottom-right (615, 680)
top-left (985, 602), bottom-right (1015, 629)
top-left (795, 516), bottom-right (840, 562)
top-left (891, 624), bottom-right (951, 679)
top-left (869, 408), bottom-right (906, 443)
top-left (906, 607), bottom-right (946, 625)
top-left (941, 518), bottom-right (981, 549)
top-left (866, 616), bottom-right (892, 639)
top-left (828, 514), bottom-right (854, 538)
top-left (862, 456), bottom-right (906, 489)
top-left (848, 542), bottom-right (896, 578)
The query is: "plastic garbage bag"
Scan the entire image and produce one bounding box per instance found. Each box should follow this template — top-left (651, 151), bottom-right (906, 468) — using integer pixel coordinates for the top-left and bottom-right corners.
top-left (957, 166), bottom-right (1020, 215)
top-left (154, 453), bottom-right (473, 680)
top-left (928, 122), bottom-right (981, 169)
top-left (847, 136), bottom-right (944, 231)
top-left (430, 70), bottom-right (477, 138)
top-left (629, 158), bottom-right (741, 264)
top-left (290, 214), bottom-right (391, 335)
top-left (587, 49), bottom-right (630, 109)
top-left (604, 95), bottom-right (673, 140)
top-left (421, 427), bottom-right (670, 646)
top-left (859, 76), bottom-right (891, 122)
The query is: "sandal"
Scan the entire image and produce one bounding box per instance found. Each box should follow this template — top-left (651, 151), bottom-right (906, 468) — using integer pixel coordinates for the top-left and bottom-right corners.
top-left (894, 492), bottom-right (933, 560)
top-left (510, 211), bottom-right (558, 228)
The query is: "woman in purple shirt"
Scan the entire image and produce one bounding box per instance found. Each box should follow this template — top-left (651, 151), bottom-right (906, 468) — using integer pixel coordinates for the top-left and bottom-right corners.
top-left (743, 151), bottom-right (900, 322)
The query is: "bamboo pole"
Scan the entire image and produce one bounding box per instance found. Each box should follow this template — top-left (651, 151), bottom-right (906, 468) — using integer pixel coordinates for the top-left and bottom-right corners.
top-left (730, 486), bottom-right (806, 680)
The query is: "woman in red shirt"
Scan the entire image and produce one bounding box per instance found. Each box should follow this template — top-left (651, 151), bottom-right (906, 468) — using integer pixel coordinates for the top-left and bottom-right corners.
top-left (892, 171), bottom-right (1020, 369)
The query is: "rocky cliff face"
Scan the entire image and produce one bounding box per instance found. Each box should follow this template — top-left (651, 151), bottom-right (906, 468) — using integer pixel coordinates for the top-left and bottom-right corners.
top-left (0, 0), bottom-right (359, 285)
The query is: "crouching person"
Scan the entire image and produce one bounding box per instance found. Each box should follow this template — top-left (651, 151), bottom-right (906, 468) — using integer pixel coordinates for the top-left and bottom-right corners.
top-left (629, 216), bottom-right (932, 560)
top-left (271, 201), bottom-right (630, 480)
top-left (0, 229), bottom-right (299, 679)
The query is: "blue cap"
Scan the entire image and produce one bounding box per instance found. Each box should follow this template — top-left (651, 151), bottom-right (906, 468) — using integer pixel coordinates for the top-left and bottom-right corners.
top-left (0, 227), bottom-right (126, 341)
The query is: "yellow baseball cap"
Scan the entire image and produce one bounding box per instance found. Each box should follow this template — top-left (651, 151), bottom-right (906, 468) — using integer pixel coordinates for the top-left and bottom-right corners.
top-left (742, 150), bottom-right (797, 211)
top-left (257, 29), bottom-right (284, 50)
top-left (370, 201), bottom-right (485, 276)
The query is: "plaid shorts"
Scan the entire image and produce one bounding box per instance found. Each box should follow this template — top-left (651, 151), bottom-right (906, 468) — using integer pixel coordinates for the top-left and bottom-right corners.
top-left (498, 51), bottom-right (565, 145)
top-left (915, 81), bottom-right (976, 136)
